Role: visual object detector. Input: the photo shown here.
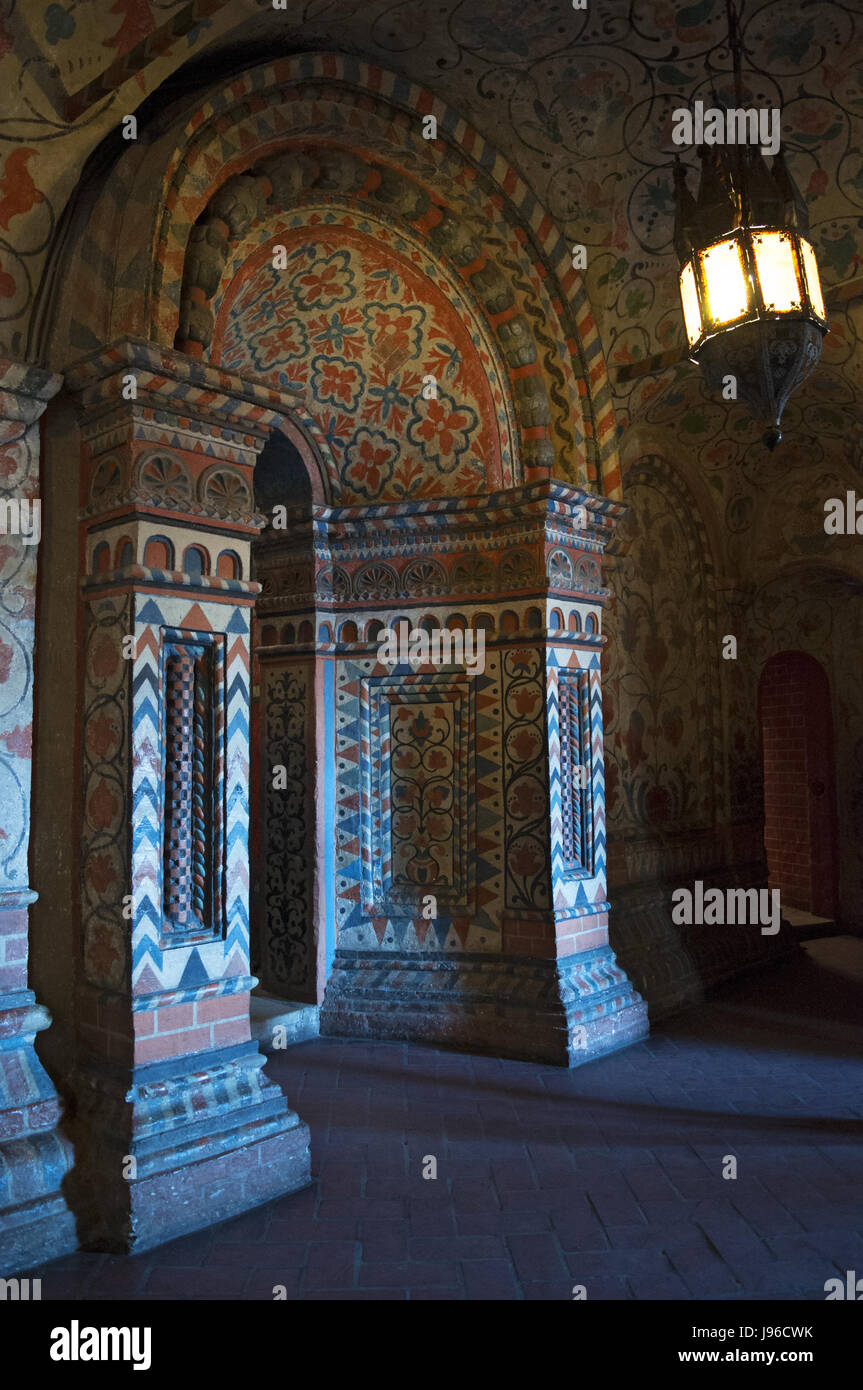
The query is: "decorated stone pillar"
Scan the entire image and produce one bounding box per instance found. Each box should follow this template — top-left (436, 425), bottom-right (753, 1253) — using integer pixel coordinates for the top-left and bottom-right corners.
top-left (64, 341), bottom-right (310, 1252)
top-left (319, 482), bottom-right (648, 1065)
top-left (0, 361), bottom-right (78, 1272)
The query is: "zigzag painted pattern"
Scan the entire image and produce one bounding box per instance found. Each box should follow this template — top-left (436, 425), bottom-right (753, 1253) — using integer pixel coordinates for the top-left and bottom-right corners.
top-left (130, 592), bottom-right (252, 995)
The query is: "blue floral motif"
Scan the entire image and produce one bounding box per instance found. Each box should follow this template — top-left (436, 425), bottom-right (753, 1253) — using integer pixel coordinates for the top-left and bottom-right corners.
top-left (309, 311), bottom-right (362, 355)
top-left (367, 375), bottom-right (411, 424)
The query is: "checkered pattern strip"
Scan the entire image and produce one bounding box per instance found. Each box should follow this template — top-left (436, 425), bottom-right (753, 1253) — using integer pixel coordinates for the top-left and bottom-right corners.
top-left (163, 652), bottom-right (197, 926)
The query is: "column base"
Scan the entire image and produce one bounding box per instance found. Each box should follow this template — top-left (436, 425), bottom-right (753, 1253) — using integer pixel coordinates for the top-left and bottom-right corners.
top-left (0, 1148), bottom-right (78, 1277)
top-left (67, 1041), bottom-right (311, 1254)
top-left (320, 946), bottom-right (649, 1066)
top-left (0, 993), bottom-right (77, 1276)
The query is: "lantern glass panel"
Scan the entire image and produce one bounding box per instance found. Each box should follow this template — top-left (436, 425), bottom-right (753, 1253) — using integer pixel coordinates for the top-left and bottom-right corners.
top-left (679, 261), bottom-right (702, 347)
top-left (752, 231), bottom-right (802, 314)
top-left (701, 238), bottom-right (750, 328)
top-left (800, 238), bottom-right (827, 321)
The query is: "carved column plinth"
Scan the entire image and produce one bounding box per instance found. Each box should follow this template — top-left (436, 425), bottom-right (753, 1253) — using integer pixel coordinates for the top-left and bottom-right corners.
top-left (317, 483), bottom-right (648, 1065)
top-left (0, 893), bottom-right (77, 1272)
top-left (0, 363), bottom-right (77, 1274)
top-left (64, 342), bottom-right (310, 1252)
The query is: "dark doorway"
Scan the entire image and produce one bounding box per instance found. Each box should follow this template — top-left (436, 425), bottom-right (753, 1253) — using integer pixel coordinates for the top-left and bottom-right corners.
top-left (758, 651), bottom-right (840, 921)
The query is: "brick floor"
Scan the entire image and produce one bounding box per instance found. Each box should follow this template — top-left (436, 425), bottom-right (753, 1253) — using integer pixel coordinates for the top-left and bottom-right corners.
top-left (29, 938), bottom-right (863, 1300)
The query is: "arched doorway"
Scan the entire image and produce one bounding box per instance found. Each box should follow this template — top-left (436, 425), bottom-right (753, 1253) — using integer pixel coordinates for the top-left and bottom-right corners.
top-left (758, 651), bottom-right (839, 922)
top-left (250, 429), bottom-right (323, 1022)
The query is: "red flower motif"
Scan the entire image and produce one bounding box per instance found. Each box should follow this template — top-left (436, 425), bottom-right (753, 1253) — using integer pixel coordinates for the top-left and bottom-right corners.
top-left (318, 360), bottom-right (358, 406)
top-left (344, 430), bottom-right (397, 496)
top-left (645, 785), bottom-right (672, 823)
top-left (795, 104), bottom-right (828, 133)
top-left (509, 781), bottom-right (544, 819)
top-left (643, 631), bottom-right (668, 679)
top-left (509, 845), bottom-right (543, 878)
top-left (89, 780), bottom-right (119, 830)
top-left (0, 259), bottom-right (15, 299)
top-left (0, 723), bottom-right (31, 757)
top-left (0, 150), bottom-right (45, 232)
top-left (0, 637), bottom-right (12, 683)
top-left (87, 711), bottom-right (119, 758)
top-left (510, 728), bottom-right (539, 763)
top-left (87, 923), bottom-right (121, 982)
top-left (91, 636), bottom-right (119, 678)
top-left (298, 259), bottom-right (349, 304)
top-left (512, 688), bottom-right (539, 717)
top-left (412, 398), bottom-right (470, 456)
top-left (88, 853), bottom-right (117, 894)
top-left (370, 309), bottom-right (414, 356)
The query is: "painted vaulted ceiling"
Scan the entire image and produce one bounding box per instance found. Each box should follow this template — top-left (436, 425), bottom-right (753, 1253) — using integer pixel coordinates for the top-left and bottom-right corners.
top-left (1, 0), bottom-right (861, 580)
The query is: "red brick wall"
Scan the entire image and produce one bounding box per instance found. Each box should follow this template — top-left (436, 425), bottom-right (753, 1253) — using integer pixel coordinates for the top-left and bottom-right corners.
top-left (758, 652), bottom-right (839, 918)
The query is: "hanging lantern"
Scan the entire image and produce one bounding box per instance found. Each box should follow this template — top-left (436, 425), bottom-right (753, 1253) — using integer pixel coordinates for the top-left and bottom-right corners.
top-left (672, 6), bottom-right (828, 449)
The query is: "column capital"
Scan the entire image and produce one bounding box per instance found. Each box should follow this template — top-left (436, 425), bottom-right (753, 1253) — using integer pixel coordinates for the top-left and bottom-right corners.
top-left (63, 335), bottom-right (303, 443)
top-left (0, 359), bottom-right (62, 424)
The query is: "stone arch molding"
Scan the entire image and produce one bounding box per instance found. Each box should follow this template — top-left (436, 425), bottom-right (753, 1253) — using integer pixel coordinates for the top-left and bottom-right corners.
top-left (44, 53), bottom-right (621, 499)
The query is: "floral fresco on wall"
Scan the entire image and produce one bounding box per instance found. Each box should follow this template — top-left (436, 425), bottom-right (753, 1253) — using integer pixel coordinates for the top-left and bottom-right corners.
top-left (213, 224), bottom-right (511, 502)
top-left (602, 456), bottom-right (721, 846)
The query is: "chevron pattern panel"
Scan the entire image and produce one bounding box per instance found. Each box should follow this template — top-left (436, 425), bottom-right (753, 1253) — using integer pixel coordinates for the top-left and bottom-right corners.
top-left (547, 646), bottom-right (607, 918)
top-left (128, 594), bottom-right (251, 996)
top-left (161, 632), bottom-right (224, 940)
top-left (557, 667), bottom-right (594, 875)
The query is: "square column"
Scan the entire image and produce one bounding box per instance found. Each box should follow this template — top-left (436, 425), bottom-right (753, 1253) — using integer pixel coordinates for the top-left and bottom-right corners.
top-left (0, 362), bottom-right (77, 1273)
top-left (316, 482), bottom-right (649, 1065)
top-left (63, 341), bottom-right (310, 1252)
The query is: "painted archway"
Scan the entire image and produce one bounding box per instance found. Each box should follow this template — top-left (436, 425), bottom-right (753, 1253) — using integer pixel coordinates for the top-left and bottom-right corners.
top-left (37, 54), bottom-right (621, 500)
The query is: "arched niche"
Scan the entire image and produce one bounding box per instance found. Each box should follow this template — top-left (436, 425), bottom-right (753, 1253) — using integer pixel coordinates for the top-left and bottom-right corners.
top-left (35, 54), bottom-right (621, 500)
